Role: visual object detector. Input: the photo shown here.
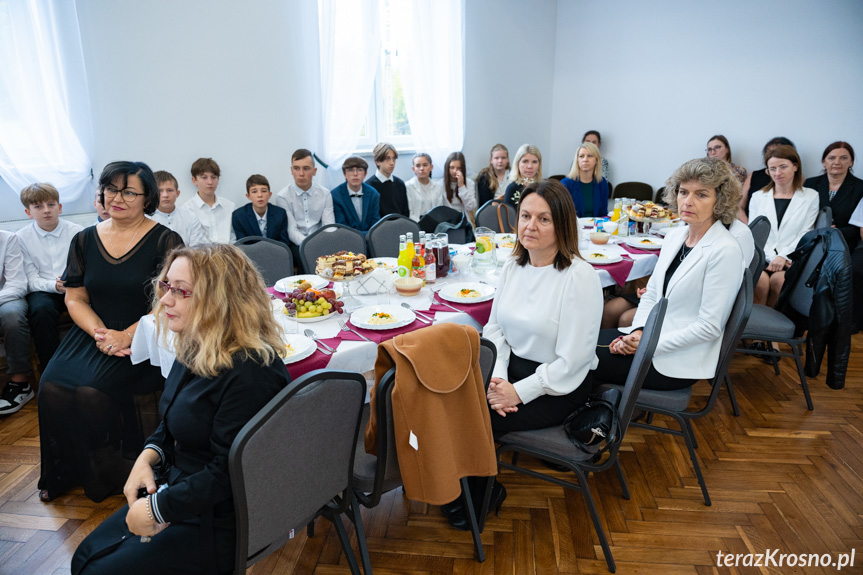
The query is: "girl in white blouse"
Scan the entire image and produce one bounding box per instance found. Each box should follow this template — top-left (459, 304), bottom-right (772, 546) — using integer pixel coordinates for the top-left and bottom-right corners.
top-left (484, 179), bottom-right (602, 432)
top-left (440, 152), bottom-right (477, 214)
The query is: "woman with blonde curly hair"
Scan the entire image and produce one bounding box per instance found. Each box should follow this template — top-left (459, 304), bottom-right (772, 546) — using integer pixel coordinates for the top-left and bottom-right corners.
top-left (72, 244), bottom-right (290, 575)
top-left (594, 157), bottom-right (745, 391)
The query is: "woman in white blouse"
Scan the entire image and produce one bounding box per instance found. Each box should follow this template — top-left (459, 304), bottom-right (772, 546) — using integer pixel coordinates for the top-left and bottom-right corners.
top-left (749, 145), bottom-right (819, 307)
top-left (440, 152), bottom-right (477, 214)
top-left (444, 179), bottom-right (601, 531)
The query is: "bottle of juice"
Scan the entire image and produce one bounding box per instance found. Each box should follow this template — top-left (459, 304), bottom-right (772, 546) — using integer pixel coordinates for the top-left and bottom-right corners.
top-left (411, 233), bottom-right (426, 282)
top-left (397, 235), bottom-right (410, 278)
top-left (406, 232), bottom-right (414, 260)
top-left (424, 237), bottom-right (437, 283)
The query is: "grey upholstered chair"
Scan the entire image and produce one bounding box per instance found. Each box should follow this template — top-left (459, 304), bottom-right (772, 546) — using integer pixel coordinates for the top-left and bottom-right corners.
top-left (234, 237), bottom-right (293, 286)
top-left (496, 299), bottom-right (667, 574)
top-left (615, 272), bottom-right (751, 510)
top-left (351, 338), bottom-right (498, 571)
top-left (299, 224), bottom-right (366, 273)
top-left (475, 199), bottom-right (516, 233)
top-left (229, 370), bottom-right (367, 574)
top-left (366, 214), bottom-right (420, 257)
top-left (748, 215), bottom-right (771, 251)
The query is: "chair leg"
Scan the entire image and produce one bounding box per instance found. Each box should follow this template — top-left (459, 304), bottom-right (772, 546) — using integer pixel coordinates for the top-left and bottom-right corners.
top-left (577, 470), bottom-right (616, 573)
top-left (792, 343), bottom-right (814, 411)
top-left (725, 374), bottom-right (740, 417)
top-left (511, 452), bottom-right (519, 466)
top-left (680, 418), bottom-right (710, 506)
top-left (459, 477), bottom-right (485, 562)
top-left (768, 341), bottom-right (780, 375)
top-left (331, 513), bottom-right (362, 575)
top-left (477, 476), bottom-right (495, 532)
top-left (613, 459), bottom-right (630, 500)
top-left (307, 520), bottom-right (315, 538)
top-left (348, 492), bottom-right (372, 575)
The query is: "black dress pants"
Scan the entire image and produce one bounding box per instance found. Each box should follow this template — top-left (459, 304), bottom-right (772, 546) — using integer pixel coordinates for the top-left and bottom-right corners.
top-left (27, 291), bottom-right (66, 371)
top-left (593, 328), bottom-right (696, 391)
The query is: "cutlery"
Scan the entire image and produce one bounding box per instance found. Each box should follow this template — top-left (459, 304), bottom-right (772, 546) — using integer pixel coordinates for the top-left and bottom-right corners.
top-left (303, 329), bottom-right (335, 354)
top-left (429, 289), bottom-right (462, 313)
top-left (338, 318), bottom-right (373, 342)
top-left (400, 303), bottom-right (432, 324)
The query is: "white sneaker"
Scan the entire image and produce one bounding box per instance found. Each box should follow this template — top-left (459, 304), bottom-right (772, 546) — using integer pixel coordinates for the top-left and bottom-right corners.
top-left (0, 383), bottom-right (34, 415)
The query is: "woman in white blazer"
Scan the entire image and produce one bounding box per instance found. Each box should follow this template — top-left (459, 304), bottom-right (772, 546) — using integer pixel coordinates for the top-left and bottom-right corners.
top-left (593, 158), bottom-right (744, 390)
top-left (748, 145), bottom-right (819, 307)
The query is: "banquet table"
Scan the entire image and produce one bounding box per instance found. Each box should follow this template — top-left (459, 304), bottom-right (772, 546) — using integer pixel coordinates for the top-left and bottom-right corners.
top-left (130, 232), bottom-right (661, 382)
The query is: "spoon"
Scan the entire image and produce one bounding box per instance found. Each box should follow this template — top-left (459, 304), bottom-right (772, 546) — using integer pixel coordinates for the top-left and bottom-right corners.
top-left (429, 287), bottom-right (462, 313)
top-left (400, 303), bottom-right (432, 324)
top-left (303, 329), bottom-right (335, 354)
top-left (337, 318), bottom-right (373, 342)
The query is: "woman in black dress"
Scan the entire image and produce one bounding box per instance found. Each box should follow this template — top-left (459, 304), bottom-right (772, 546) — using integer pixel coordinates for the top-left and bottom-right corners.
top-left (38, 161), bottom-right (183, 502)
top-left (72, 244), bottom-right (290, 575)
top-left (503, 144), bottom-right (542, 206)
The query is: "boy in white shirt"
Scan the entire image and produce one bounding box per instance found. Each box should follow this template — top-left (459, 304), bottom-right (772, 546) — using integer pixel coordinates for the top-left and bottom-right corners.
top-left (0, 230), bottom-right (32, 415)
top-left (180, 158), bottom-right (235, 243)
top-left (151, 171), bottom-right (207, 245)
top-left (405, 153), bottom-right (444, 221)
top-left (15, 183), bottom-right (83, 375)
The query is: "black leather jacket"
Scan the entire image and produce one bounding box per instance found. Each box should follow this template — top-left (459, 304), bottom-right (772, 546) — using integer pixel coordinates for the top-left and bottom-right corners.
top-left (777, 228), bottom-right (852, 390)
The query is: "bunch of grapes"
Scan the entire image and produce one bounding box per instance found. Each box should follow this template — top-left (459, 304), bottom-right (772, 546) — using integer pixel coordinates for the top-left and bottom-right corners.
top-left (282, 288), bottom-right (345, 317)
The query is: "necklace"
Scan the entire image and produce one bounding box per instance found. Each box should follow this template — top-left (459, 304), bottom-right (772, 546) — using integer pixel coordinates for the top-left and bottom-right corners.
top-left (679, 244), bottom-right (693, 262)
top-left (106, 217), bottom-right (146, 258)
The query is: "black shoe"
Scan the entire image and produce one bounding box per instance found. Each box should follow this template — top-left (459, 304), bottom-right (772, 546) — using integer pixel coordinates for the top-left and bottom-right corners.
top-left (540, 459), bottom-right (571, 472)
top-left (440, 497), bottom-right (464, 518)
top-left (448, 481), bottom-right (506, 531)
top-left (0, 382), bottom-right (34, 415)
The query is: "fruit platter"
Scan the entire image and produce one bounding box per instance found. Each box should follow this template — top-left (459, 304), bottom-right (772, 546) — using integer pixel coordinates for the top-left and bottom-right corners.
top-left (280, 281), bottom-right (346, 322)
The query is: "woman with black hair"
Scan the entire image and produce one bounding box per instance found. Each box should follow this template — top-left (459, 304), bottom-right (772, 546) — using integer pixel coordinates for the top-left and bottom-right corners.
top-left (38, 161), bottom-right (184, 503)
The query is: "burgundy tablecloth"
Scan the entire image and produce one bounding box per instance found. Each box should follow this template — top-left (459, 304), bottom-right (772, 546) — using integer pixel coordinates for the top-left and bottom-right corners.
top-left (285, 337), bottom-right (342, 379)
top-left (429, 294), bottom-right (493, 325)
top-left (621, 244), bottom-right (661, 256)
top-left (337, 314), bottom-right (437, 344)
top-left (592, 256), bottom-right (635, 286)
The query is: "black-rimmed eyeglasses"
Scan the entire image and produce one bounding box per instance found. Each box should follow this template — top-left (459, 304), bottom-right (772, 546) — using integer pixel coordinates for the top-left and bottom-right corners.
top-left (103, 186), bottom-right (146, 201)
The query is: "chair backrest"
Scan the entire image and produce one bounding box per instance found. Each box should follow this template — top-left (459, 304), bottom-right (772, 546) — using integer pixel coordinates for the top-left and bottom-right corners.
top-left (234, 237), bottom-right (294, 286)
top-left (478, 338), bottom-right (497, 391)
top-left (815, 206), bottom-right (832, 229)
top-left (748, 244), bottom-right (766, 282)
top-left (654, 186), bottom-right (667, 203)
top-left (439, 212), bottom-right (475, 244)
top-left (367, 214), bottom-right (420, 258)
top-left (299, 224), bottom-right (366, 273)
top-left (748, 215), bottom-right (771, 250)
top-left (418, 205), bottom-right (462, 234)
top-left (787, 233), bottom-right (828, 317)
top-left (614, 299), bottom-right (667, 438)
top-left (612, 181), bottom-right (653, 202)
top-left (548, 174), bottom-right (566, 181)
top-left (230, 370), bottom-right (365, 572)
top-left (699, 270), bottom-right (754, 415)
top-left (475, 200), bottom-right (516, 233)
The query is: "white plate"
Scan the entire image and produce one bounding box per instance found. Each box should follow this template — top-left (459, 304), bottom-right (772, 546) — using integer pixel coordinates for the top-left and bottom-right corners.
top-left (274, 275), bottom-right (329, 293)
top-left (625, 236), bottom-right (663, 250)
top-left (494, 233), bottom-right (517, 249)
top-left (271, 298), bottom-right (343, 323)
top-left (370, 257), bottom-right (398, 272)
top-left (578, 217), bottom-right (595, 228)
top-left (350, 304), bottom-right (416, 330)
top-left (282, 334), bottom-right (317, 364)
top-left (438, 282), bottom-right (496, 304)
top-left (584, 251), bottom-right (623, 265)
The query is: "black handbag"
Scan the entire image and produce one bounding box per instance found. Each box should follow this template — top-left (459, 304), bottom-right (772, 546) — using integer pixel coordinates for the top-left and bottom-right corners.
top-left (563, 388), bottom-right (622, 455)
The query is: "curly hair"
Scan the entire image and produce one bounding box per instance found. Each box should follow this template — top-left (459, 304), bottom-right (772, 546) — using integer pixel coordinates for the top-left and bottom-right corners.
top-left (661, 157), bottom-right (741, 226)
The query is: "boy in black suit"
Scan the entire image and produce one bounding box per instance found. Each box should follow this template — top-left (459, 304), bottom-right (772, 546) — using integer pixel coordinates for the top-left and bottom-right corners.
top-left (365, 142), bottom-right (409, 217)
top-left (232, 175), bottom-right (290, 245)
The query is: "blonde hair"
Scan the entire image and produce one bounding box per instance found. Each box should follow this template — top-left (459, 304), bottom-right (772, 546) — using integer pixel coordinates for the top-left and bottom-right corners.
top-left (509, 144), bottom-right (543, 183)
top-left (476, 144), bottom-right (510, 195)
top-left (661, 157), bottom-right (742, 226)
top-left (152, 244), bottom-right (283, 378)
top-left (566, 142), bottom-right (603, 182)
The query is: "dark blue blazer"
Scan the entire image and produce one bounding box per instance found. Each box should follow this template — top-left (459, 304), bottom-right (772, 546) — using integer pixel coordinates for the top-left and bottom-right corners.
top-left (561, 177), bottom-right (610, 218)
top-left (331, 182), bottom-right (381, 232)
top-left (232, 203), bottom-right (290, 244)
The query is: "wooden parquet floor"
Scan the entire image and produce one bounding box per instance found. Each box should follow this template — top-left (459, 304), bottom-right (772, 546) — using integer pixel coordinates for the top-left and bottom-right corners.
top-left (2, 336), bottom-right (862, 574)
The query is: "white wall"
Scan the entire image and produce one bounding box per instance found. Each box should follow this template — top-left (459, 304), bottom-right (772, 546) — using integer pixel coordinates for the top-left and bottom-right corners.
top-left (549, 0), bottom-right (863, 190)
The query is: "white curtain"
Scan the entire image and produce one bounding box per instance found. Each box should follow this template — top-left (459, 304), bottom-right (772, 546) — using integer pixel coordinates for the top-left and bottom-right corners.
top-left (392, 0), bottom-right (465, 171)
top-left (317, 0), bottom-right (381, 188)
top-left (0, 0), bottom-right (95, 207)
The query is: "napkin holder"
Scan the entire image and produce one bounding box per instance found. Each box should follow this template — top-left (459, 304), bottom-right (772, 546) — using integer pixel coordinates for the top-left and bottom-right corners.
top-left (353, 268), bottom-right (395, 296)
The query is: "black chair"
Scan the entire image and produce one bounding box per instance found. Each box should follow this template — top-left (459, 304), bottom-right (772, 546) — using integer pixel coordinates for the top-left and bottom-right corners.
top-left (418, 205), bottom-right (462, 234)
top-left (299, 224), bottom-right (366, 274)
top-left (229, 370), bottom-right (367, 574)
top-left (612, 181), bottom-right (653, 202)
top-left (351, 338), bottom-right (498, 571)
top-left (475, 199), bottom-right (516, 233)
top-left (496, 300), bottom-right (667, 573)
top-left (749, 215), bottom-right (771, 251)
top-left (234, 237), bottom-right (294, 286)
top-left (548, 174), bottom-right (566, 181)
top-left (815, 206), bottom-right (832, 229)
top-left (612, 272), bottom-right (751, 509)
top-left (366, 214), bottom-right (420, 257)
top-left (733, 238), bottom-right (823, 411)
top-left (748, 244), bottom-right (766, 287)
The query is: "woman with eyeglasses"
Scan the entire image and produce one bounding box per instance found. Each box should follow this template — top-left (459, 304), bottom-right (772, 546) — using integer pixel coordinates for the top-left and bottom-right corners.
top-left (706, 135), bottom-right (747, 184)
top-left (72, 244), bottom-right (289, 575)
top-left (749, 146), bottom-right (819, 306)
top-left (38, 161), bottom-right (184, 503)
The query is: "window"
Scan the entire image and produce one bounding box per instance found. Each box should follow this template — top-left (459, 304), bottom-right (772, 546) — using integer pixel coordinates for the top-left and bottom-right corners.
top-left (355, 0), bottom-right (413, 151)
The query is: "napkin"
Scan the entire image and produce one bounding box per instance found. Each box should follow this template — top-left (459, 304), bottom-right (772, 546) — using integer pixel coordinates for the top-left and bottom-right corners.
top-left (430, 294), bottom-right (493, 325)
top-left (594, 258), bottom-right (635, 286)
top-left (285, 337), bottom-right (341, 379)
top-left (621, 244), bottom-right (659, 256)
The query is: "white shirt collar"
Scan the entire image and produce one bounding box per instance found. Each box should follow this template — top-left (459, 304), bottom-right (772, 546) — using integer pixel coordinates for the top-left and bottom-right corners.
top-left (375, 169), bottom-right (393, 183)
top-left (256, 208), bottom-right (268, 221)
top-left (293, 183), bottom-right (314, 197)
top-left (34, 222), bottom-right (63, 238)
top-left (194, 193), bottom-right (224, 209)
